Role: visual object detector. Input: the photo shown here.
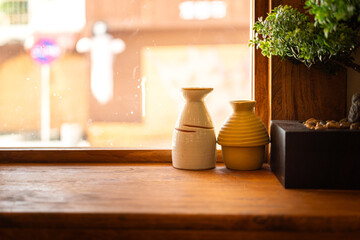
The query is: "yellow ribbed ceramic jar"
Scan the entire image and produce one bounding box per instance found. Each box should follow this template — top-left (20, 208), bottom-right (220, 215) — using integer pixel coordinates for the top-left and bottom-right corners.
top-left (217, 100), bottom-right (269, 170)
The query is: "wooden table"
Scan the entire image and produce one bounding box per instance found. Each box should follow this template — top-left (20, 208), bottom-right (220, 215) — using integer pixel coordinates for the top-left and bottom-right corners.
top-left (1, 163), bottom-right (360, 240)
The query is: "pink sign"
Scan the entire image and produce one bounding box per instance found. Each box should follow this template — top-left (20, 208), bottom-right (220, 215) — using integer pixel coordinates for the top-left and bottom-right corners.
top-left (30, 39), bottom-right (61, 64)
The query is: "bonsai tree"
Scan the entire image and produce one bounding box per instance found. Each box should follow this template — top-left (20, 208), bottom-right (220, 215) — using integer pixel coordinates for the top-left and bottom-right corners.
top-left (250, 0), bottom-right (360, 74)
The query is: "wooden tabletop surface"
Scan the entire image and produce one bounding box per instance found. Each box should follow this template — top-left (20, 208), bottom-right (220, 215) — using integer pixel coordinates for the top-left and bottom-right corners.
top-left (1, 163), bottom-right (360, 239)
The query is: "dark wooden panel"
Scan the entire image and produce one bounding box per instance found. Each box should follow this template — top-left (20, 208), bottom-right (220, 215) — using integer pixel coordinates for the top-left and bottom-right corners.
top-left (270, 0), bottom-right (347, 121)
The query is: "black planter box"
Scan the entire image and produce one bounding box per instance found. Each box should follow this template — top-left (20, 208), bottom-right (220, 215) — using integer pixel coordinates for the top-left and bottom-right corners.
top-left (270, 120), bottom-right (360, 189)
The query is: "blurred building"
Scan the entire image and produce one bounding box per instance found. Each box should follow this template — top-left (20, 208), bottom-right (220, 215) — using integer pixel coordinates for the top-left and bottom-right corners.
top-left (0, 0), bottom-right (250, 147)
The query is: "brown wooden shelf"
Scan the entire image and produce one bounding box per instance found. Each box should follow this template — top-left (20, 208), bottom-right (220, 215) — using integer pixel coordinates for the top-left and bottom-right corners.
top-left (1, 163), bottom-right (360, 240)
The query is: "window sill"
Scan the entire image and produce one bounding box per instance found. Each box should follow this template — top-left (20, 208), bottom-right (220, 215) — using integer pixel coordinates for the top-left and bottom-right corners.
top-left (1, 161), bottom-right (360, 239)
top-left (0, 148), bottom-right (176, 164)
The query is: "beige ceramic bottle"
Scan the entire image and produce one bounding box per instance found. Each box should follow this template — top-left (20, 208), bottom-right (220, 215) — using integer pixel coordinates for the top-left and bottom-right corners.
top-left (217, 100), bottom-right (269, 170)
top-left (172, 88), bottom-right (217, 170)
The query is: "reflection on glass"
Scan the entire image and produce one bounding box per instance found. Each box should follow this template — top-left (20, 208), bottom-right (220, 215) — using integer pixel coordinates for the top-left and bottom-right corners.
top-left (0, 0), bottom-right (250, 147)
top-left (179, 1), bottom-right (227, 20)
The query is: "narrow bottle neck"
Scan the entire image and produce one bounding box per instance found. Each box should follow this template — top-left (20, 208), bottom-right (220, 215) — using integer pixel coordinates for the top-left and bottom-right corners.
top-left (182, 88), bottom-right (213, 102)
top-left (231, 101), bottom-right (256, 113)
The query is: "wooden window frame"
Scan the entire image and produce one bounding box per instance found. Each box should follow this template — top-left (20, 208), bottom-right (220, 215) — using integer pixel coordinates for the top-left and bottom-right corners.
top-left (253, 0), bottom-right (270, 135)
top-left (1, 0), bottom-right (270, 164)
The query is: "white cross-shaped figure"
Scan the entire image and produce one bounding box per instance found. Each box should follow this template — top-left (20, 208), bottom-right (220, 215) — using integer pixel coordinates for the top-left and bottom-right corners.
top-left (76, 21), bottom-right (125, 104)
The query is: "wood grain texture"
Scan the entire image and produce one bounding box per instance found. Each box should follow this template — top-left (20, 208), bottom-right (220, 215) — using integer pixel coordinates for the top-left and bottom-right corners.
top-left (271, 57), bottom-right (347, 120)
top-left (269, 0), bottom-right (347, 121)
top-left (254, 0), bottom-right (270, 128)
top-left (254, 0), bottom-right (270, 162)
top-left (0, 149), bottom-right (223, 164)
top-left (0, 163), bottom-right (360, 240)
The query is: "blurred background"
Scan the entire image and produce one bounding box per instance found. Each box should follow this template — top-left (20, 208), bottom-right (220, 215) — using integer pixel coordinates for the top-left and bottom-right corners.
top-left (0, 0), bottom-right (251, 147)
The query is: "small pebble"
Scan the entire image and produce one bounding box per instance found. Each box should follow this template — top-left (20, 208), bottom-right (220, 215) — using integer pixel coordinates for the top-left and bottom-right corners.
top-left (315, 123), bottom-right (325, 130)
top-left (303, 118), bottom-right (354, 130)
top-left (306, 121), bottom-right (316, 127)
top-left (326, 120), bottom-right (336, 123)
top-left (339, 118), bottom-right (348, 123)
top-left (326, 122), bottom-right (340, 129)
top-left (340, 122), bottom-right (351, 129)
top-left (305, 118), bottom-right (317, 123)
top-left (350, 122), bottom-right (360, 130)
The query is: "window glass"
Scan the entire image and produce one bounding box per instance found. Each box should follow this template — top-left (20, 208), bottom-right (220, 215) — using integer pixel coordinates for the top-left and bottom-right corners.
top-left (0, 0), bottom-right (251, 147)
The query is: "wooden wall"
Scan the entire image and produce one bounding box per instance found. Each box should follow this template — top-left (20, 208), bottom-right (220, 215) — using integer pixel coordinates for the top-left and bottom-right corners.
top-left (271, 57), bottom-right (346, 120)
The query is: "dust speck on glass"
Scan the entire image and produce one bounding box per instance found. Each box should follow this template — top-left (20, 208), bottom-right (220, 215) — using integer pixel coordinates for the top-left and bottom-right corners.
top-left (0, 0), bottom-right (250, 148)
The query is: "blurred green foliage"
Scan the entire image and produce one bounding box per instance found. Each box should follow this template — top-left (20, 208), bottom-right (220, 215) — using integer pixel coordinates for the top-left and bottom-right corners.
top-left (250, 0), bottom-right (360, 73)
top-left (0, 1), bottom-right (28, 15)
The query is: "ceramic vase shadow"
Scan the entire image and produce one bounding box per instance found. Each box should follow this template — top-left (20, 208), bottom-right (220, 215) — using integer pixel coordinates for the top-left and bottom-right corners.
top-left (172, 88), bottom-right (216, 170)
top-left (217, 100), bottom-right (269, 170)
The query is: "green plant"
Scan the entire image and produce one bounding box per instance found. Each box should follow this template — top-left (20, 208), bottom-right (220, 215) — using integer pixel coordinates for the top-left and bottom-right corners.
top-left (0, 1), bottom-right (28, 15)
top-left (250, 0), bottom-right (360, 74)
